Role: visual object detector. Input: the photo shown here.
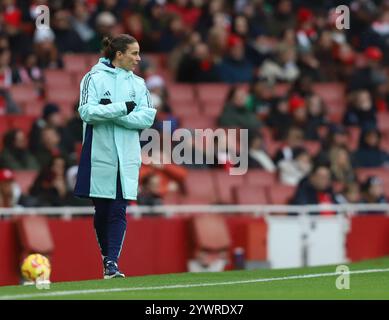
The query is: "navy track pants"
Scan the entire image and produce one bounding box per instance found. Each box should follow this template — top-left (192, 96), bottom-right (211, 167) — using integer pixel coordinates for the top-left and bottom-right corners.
top-left (92, 171), bottom-right (127, 263)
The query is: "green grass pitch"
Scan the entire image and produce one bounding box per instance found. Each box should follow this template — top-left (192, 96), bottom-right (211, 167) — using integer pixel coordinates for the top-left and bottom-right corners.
top-left (1, 257), bottom-right (389, 300)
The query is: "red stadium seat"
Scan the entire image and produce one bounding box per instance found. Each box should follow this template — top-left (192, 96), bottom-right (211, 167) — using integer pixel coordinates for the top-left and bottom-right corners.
top-left (356, 168), bottom-right (389, 185)
top-left (380, 134), bottom-right (389, 152)
top-left (44, 70), bottom-right (73, 89)
top-left (45, 87), bottom-right (79, 105)
top-left (312, 82), bottom-right (346, 107)
top-left (274, 83), bottom-right (291, 97)
top-left (16, 216), bottom-right (54, 258)
top-left (245, 169), bottom-right (277, 187)
top-left (63, 54), bottom-right (89, 73)
top-left (304, 140), bottom-right (321, 156)
top-left (0, 116), bottom-right (9, 130)
top-left (141, 53), bottom-right (167, 70)
top-left (158, 68), bottom-right (174, 82)
top-left (347, 127), bottom-right (361, 151)
top-left (266, 141), bottom-right (283, 158)
top-left (166, 84), bottom-right (195, 102)
top-left (55, 101), bottom-right (75, 120)
top-left (267, 184), bottom-right (296, 204)
top-left (162, 192), bottom-right (182, 205)
top-left (326, 99), bottom-right (347, 114)
top-left (328, 111), bottom-right (344, 124)
top-left (191, 214), bottom-right (231, 250)
top-left (74, 71), bottom-right (86, 87)
top-left (179, 196), bottom-right (215, 205)
top-left (22, 100), bottom-right (45, 117)
top-left (179, 115), bottom-right (217, 130)
top-left (202, 101), bottom-right (225, 117)
top-left (13, 170), bottom-right (38, 194)
top-left (85, 53), bottom-right (100, 67)
top-left (8, 84), bottom-right (40, 105)
top-left (196, 83), bottom-right (230, 104)
top-left (169, 100), bottom-right (201, 117)
top-left (213, 170), bottom-right (245, 204)
top-left (233, 185), bottom-right (269, 204)
top-left (261, 127), bottom-right (274, 145)
top-left (7, 115), bottom-right (37, 135)
top-left (183, 170), bottom-right (218, 203)
top-left (0, 116), bottom-right (10, 149)
top-left (378, 112), bottom-right (389, 132)
top-left (190, 214), bottom-right (231, 264)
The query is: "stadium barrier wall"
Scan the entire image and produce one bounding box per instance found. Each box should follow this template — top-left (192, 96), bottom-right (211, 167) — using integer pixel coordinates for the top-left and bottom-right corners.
top-left (1, 204), bottom-right (389, 286)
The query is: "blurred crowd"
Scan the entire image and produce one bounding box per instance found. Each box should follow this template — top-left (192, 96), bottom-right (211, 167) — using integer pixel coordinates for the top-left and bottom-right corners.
top-left (0, 0), bottom-right (389, 211)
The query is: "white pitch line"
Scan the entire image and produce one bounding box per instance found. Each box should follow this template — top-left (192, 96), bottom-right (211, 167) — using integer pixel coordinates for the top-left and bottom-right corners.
top-left (1, 267), bottom-right (389, 300)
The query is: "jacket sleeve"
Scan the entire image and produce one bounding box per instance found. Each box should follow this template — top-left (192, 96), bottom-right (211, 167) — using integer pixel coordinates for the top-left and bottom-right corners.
top-left (113, 86), bottom-right (157, 130)
top-left (78, 73), bottom-right (128, 123)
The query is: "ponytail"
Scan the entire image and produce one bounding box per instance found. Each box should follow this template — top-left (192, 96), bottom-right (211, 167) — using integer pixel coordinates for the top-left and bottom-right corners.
top-left (101, 34), bottom-right (137, 61)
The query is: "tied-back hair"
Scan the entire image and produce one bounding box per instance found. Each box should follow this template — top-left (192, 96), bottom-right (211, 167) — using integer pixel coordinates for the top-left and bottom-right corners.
top-left (101, 34), bottom-right (137, 61)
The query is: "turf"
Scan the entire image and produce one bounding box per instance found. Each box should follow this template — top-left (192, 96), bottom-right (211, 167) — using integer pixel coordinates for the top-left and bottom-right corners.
top-left (1, 257), bottom-right (389, 300)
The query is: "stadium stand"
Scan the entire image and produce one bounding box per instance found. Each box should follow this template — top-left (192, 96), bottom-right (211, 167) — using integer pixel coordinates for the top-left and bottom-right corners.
top-left (234, 185), bottom-right (269, 205)
top-left (267, 184), bottom-right (296, 205)
top-left (0, 1), bottom-right (387, 229)
top-left (183, 170), bottom-right (218, 204)
top-left (12, 170), bottom-right (38, 195)
top-left (245, 170), bottom-right (277, 187)
top-left (214, 170), bottom-right (245, 204)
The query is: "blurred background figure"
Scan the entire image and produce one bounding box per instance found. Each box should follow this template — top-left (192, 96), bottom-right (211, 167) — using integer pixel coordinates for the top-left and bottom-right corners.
top-left (218, 86), bottom-right (261, 135)
top-left (328, 146), bottom-right (356, 192)
top-left (52, 9), bottom-right (86, 53)
top-left (176, 41), bottom-right (220, 83)
top-left (140, 150), bottom-right (187, 203)
top-left (343, 90), bottom-right (377, 130)
top-left (33, 28), bottom-right (63, 69)
top-left (29, 156), bottom-right (74, 207)
top-left (273, 127), bottom-right (305, 164)
top-left (354, 128), bottom-right (389, 168)
top-left (260, 44), bottom-right (300, 82)
top-left (339, 183), bottom-right (362, 204)
top-left (88, 11), bottom-right (117, 52)
top-left (361, 176), bottom-right (387, 205)
top-left (33, 126), bottom-right (71, 170)
top-left (290, 163), bottom-right (338, 215)
top-left (137, 174), bottom-right (163, 206)
top-left (29, 103), bottom-right (73, 155)
top-left (216, 34), bottom-right (254, 83)
top-left (0, 129), bottom-right (39, 170)
top-left (247, 133), bottom-right (276, 171)
top-left (278, 148), bottom-right (312, 186)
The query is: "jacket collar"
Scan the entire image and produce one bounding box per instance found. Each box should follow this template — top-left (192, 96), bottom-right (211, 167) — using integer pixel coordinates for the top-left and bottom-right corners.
top-left (92, 57), bottom-right (134, 78)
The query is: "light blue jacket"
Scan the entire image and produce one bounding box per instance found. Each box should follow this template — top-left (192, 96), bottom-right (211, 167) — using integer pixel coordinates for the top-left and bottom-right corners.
top-left (74, 58), bottom-right (157, 200)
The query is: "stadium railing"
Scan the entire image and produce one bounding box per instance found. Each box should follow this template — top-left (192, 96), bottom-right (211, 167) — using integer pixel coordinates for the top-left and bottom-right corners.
top-left (0, 203), bottom-right (388, 219)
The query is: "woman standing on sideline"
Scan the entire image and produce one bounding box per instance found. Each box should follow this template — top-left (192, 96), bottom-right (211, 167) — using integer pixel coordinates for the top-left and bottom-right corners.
top-left (74, 34), bottom-right (156, 279)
